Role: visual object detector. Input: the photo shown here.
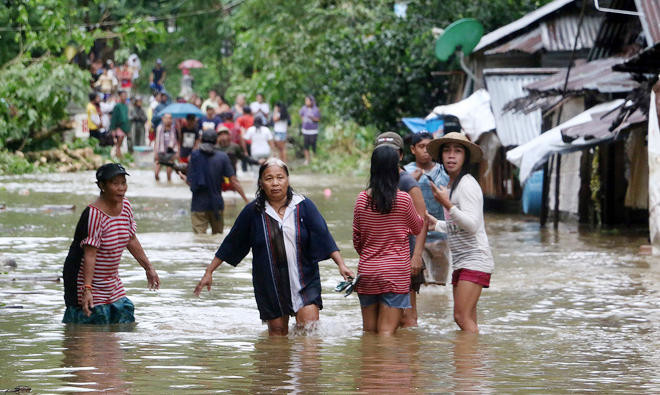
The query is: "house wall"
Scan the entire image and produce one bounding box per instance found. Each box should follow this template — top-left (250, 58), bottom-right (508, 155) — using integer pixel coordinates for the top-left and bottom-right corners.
top-left (548, 150), bottom-right (582, 216)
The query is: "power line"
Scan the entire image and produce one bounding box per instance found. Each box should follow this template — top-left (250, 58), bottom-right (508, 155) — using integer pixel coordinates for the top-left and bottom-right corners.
top-left (0, 0), bottom-right (244, 32)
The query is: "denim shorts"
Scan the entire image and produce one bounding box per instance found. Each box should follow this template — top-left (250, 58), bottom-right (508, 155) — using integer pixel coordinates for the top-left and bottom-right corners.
top-left (273, 131), bottom-right (287, 142)
top-left (358, 292), bottom-right (411, 309)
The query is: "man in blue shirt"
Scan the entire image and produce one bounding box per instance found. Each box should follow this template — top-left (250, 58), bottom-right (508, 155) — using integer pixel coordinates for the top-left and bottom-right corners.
top-left (184, 130), bottom-right (248, 234)
top-left (404, 131), bottom-right (451, 285)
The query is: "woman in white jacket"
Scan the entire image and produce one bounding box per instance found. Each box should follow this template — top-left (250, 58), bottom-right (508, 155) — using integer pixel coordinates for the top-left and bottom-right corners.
top-left (425, 132), bottom-right (494, 333)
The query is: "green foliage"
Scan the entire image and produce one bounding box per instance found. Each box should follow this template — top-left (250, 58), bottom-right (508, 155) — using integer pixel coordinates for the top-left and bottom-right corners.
top-left (0, 150), bottom-right (46, 175)
top-left (0, 0), bottom-right (165, 155)
top-left (0, 60), bottom-right (89, 150)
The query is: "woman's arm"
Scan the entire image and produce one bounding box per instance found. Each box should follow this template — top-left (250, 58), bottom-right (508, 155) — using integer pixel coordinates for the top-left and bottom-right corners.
top-left (126, 235), bottom-right (160, 290)
top-left (81, 245), bottom-right (98, 317)
top-left (407, 186), bottom-right (427, 276)
top-left (430, 180), bottom-right (481, 234)
top-left (329, 250), bottom-right (354, 280)
top-left (194, 256), bottom-right (224, 296)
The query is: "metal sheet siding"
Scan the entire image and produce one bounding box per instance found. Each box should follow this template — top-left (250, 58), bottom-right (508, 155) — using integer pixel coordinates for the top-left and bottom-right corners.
top-left (636, 0), bottom-right (660, 45)
top-left (541, 15), bottom-right (603, 51)
top-left (524, 57), bottom-right (638, 93)
top-left (485, 73), bottom-right (553, 147)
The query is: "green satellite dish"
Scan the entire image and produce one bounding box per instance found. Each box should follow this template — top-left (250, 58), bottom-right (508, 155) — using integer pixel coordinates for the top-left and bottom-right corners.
top-left (434, 18), bottom-right (484, 62)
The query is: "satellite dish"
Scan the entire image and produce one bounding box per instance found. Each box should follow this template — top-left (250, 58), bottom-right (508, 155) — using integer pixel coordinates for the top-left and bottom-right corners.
top-left (434, 18), bottom-right (484, 83)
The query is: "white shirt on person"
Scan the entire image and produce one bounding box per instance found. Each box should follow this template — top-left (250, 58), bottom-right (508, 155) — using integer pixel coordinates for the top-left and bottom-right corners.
top-left (433, 174), bottom-right (494, 274)
top-left (244, 125), bottom-right (273, 158)
top-left (250, 101), bottom-right (269, 118)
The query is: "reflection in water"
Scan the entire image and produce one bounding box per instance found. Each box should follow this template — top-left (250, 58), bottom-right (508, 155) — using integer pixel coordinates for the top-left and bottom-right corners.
top-left (60, 325), bottom-right (134, 392)
top-left (250, 335), bottom-right (321, 393)
top-left (451, 331), bottom-right (493, 394)
top-left (357, 331), bottom-right (424, 393)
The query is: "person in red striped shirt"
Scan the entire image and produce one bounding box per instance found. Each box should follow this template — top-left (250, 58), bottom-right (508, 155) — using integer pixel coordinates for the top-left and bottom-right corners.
top-left (63, 163), bottom-right (160, 324)
top-left (353, 146), bottom-right (424, 335)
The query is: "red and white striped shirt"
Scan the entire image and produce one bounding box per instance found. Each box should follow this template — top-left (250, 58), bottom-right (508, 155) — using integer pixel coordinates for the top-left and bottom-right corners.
top-left (353, 190), bottom-right (423, 294)
top-left (77, 199), bottom-right (137, 306)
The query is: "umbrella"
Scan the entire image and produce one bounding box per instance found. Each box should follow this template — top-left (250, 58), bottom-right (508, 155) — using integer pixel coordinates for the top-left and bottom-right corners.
top-left (156, 103), bottom-right (203, 119)
top-left (178, 59), bottom-right (204, 69)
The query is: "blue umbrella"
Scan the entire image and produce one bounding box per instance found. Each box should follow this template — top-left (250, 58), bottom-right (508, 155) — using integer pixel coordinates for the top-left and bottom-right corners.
top-left (156, 103), bottom-right (203, 119)
top-left (402, 117), bottom-right (444, 134)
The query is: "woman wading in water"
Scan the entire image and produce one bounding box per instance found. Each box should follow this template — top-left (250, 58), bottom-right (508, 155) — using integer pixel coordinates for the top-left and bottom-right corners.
top-left (425, 132), bottom-right (494, 333)
top-left (194, 158), bottom-right (353, 335)
top-left (352, 146), bottom-right (424, 335)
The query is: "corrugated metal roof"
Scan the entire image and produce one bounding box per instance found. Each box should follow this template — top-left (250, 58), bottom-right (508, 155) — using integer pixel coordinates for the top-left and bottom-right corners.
top-left (561, 107), bottom-right (646, 141)
top-left (475, 0), bottom-right (575, 52)
top-left (635, 0), bottom-right (660, 45)
top-left (484, 69), bottom-right (559, 147)
top-left (485, 27), bottom-right (544, 54)
top-left (485, 15), bottom-right (603, 55)
top-left (541, 15), bottom-right (603, 51)
top-left (524, 57), bottom-right (639, 93)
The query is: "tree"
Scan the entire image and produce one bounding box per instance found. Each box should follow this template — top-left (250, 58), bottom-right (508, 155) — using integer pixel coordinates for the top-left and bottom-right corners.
top-left (0, 0), bottom-right (165, 150)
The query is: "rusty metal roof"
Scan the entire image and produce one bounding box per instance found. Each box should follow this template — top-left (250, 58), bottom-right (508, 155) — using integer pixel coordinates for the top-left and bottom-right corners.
top-left (484, 68), bottom-right (560, 147)
top-left (561, 107), bottom-right (646, 142)
top-left (524, 57), bottom-right (639, 93)
top-left (475, 0), bottom-right (575, 52)
top-left (635, 0), bottom-right (660, 45)
top-left (485, 15), bottom-right (603, 55)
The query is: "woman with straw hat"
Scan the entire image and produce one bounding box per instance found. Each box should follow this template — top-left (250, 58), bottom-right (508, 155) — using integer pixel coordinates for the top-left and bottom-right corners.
top-left (425, 132), bottom-right (494, 333)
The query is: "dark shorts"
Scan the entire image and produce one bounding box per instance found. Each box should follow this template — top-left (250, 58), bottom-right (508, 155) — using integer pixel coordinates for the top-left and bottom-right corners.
top-left (62, 297), bottom-right (135, 324)
top-left (358, 292), bottom-right (412, 309)
top-left (303, 133), bottom-right (318, 152)
top-left (451, 268), bottom-right (491, 288)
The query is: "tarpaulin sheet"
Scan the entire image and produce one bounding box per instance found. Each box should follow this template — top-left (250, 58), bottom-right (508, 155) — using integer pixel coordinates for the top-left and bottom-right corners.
top-left (506, 100), bottom-right (624, 185)
top-left (401, 118), bottom-right (445, 134)
top-left (425, 89), bottom-right (496, 142)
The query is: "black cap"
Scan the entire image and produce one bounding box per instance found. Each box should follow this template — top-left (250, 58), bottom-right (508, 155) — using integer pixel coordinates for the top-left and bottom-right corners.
top-left (201, 129), bottom-right (217, 143)
top-left (96, 163), bottom-right (129, 182)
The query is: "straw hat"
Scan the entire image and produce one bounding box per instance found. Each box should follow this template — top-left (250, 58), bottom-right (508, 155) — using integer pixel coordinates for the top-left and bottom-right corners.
top-left (426, 132), bottom-right (483, 164)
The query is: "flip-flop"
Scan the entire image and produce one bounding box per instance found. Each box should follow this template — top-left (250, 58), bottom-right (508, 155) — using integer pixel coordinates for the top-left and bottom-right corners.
top-left (343, 274), bottom-right (361, 297)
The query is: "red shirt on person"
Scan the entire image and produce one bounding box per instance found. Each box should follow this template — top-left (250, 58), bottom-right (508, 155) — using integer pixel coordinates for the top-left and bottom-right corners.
top-left (76, 198), bottom-right (136, 306)
top-left (352, 190), bottom-right (423, 295)
top-left (236, 114), bottom-right (254, 143)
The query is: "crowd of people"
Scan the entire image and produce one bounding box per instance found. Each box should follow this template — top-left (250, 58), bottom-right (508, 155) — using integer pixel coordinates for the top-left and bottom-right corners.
top-left (64, 122), bottom-right (495, 336)
top-left (86, 57), bottom-right (322, 175)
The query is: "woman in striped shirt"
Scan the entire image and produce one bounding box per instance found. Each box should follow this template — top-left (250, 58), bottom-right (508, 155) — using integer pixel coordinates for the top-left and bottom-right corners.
top-left (63, 163), bottom-right (160, 324)
top-left (425, 132), bottom-right (494, 333)
top-left (353, 146), bottom-right (424, 335)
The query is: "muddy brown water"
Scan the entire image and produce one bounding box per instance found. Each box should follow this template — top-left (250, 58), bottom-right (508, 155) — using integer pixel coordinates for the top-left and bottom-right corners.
top-left (1, 169), bottom-right (659, 392)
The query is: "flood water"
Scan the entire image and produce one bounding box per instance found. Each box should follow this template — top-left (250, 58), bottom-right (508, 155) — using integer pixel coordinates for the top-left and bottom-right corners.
top-left (1, 168), bottom-right (660, 393)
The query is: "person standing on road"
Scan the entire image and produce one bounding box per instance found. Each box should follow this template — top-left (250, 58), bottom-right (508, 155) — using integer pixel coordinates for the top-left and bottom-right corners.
top-left (183, 129), bottom-right (248, 234)
top-left (153, 113), bottom-right (178, 182)
top-left (129, 96), bottom-right (147, 148)
top-left (178, 114), bottom-right (200, 164)
top-left (62, 163), bottom-right (159, 324)
top-left (149, 58), bottom-right (166, 92)
top-left (250, 93), bottom-right (270, 121)
top-left (244, 116), bottom-right (274, 161)
top-left (299, 95), bottom-right (320, 165)
top-left (425, 132), bottom-right (493, 333)
top-left (109, 90), bottom-right (130, 158)
top-left (352, 145), bottom-right (424, 335)
top-left (194, 158), bottom-right (354, 335)
top-left (272, 102), bottom-right (290, 163)
top-left (404, 131), bottom-right (451, 285)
